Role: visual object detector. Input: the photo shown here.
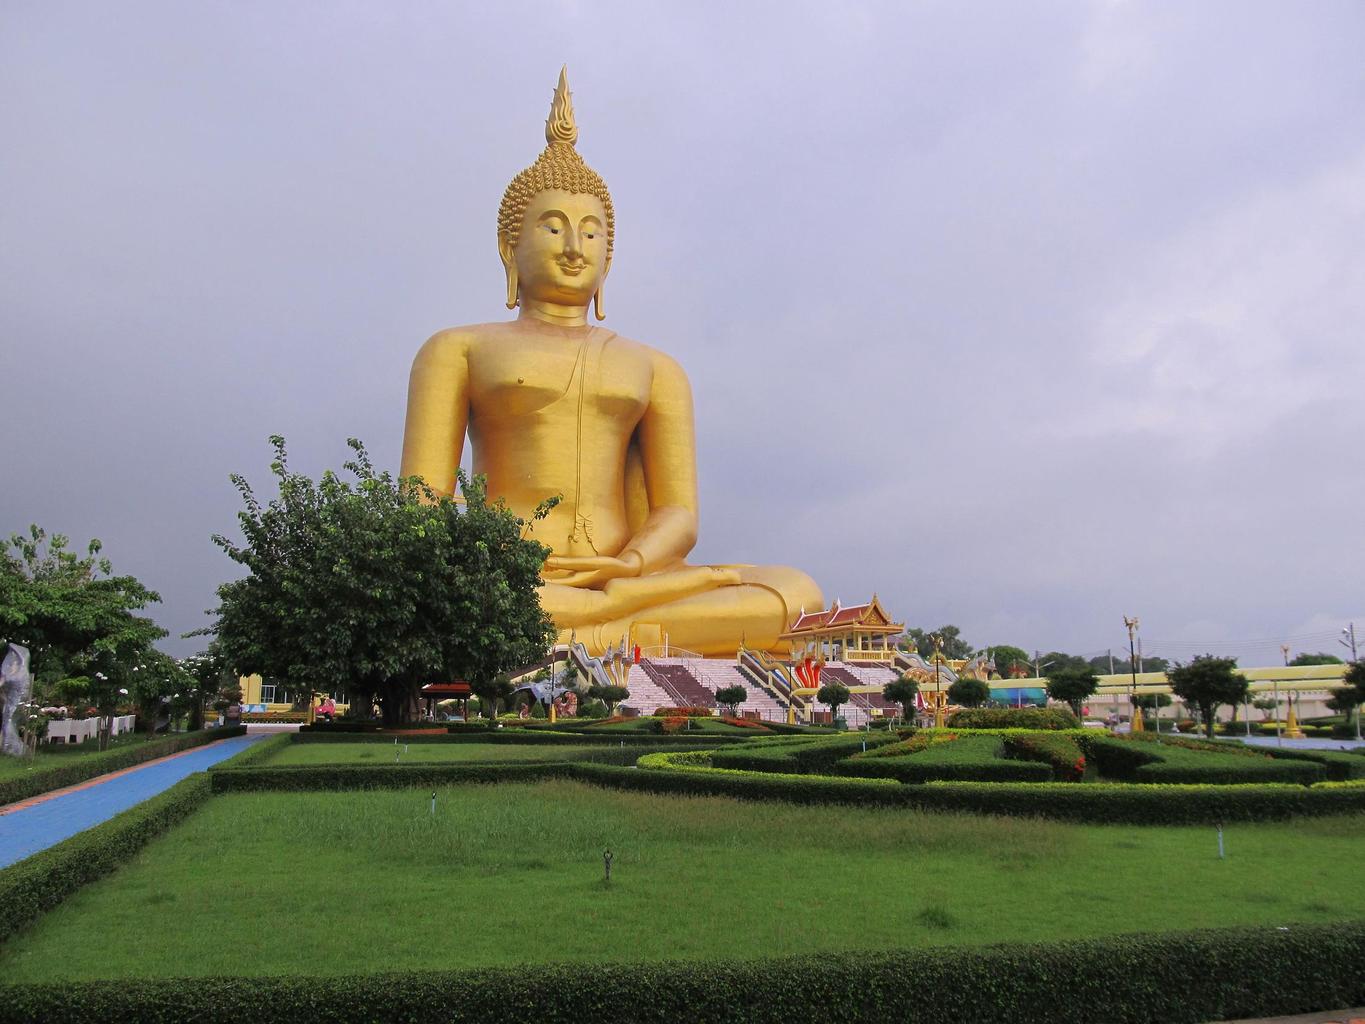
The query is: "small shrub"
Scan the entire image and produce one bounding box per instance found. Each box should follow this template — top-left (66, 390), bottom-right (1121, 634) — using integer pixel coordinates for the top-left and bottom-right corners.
top-left (652, 706), bottom-right (713, 718)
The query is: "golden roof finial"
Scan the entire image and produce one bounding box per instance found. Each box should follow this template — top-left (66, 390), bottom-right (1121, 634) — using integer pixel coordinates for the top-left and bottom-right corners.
top-left (545, 65), bottom-right (578, 147)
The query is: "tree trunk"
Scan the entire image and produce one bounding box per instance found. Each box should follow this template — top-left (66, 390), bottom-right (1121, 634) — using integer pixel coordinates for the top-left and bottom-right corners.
top-left (1203, 704), bottom-right (1215, 739)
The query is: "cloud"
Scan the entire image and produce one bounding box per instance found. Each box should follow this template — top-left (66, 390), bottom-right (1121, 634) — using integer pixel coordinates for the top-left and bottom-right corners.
top-left (1068, 145), bottom-right (1365, 458)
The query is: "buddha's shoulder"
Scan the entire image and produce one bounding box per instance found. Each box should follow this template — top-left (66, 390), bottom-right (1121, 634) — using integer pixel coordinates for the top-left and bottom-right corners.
top-left (409, 323), bottom-right (504, 364)
top-left (604, 332), bottom-right (690, 378)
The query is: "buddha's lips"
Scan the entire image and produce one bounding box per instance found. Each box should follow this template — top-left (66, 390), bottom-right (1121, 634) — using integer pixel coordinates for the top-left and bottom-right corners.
top-left (557, 261), bottom-right (587, 275)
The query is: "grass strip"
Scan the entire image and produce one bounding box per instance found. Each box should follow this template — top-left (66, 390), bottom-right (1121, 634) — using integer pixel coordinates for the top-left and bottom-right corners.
top-left (0, 773), bottom-right (211, 943)
top-left (1, 921), bottom-right (1361, 1024)
top-left (0, 727), bottom-right (246, 808)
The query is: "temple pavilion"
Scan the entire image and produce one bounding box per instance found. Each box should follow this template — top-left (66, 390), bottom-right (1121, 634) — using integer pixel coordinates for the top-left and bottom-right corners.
top-left (779, 596), bottom-right (904, 664)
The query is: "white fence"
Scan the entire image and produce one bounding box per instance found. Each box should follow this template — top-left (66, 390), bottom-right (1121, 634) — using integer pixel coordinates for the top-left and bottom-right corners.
top-left (44, 715), bottom-right (136, 744)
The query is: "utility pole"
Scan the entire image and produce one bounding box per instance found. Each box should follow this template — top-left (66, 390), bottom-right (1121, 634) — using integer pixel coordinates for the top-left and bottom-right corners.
top-left (1124, 616), bottom-right (1142, 732)
top-left (1108, 649), bottom-right (1114, 675)
top-left (1341, 624), bottom-right (1361, 743)
top-left (932, 633), bottom-right (945, 728)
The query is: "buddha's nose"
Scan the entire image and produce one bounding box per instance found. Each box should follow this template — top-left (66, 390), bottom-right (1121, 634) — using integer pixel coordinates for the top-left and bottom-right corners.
top-left (561, 225), bottom-right (582, 257)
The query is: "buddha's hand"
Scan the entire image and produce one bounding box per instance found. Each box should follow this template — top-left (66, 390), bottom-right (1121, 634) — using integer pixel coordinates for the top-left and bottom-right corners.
top-left (543, 551), bottom-right (645, 588)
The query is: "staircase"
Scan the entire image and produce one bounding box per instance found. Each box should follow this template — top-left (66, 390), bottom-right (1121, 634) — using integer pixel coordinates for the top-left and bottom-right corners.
top-left (621, 664), bottom-right (675, 715)
top-left (641, 659), bottom-right (716, 708)
top-left (687, 659), bottom-right (786, 719)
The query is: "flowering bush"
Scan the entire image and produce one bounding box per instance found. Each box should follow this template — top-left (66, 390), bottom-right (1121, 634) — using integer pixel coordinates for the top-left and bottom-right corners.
top-left (652, 706), bottom-right (713, 718)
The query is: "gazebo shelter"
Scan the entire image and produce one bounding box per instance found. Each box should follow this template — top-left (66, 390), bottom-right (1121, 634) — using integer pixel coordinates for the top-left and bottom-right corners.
top-left (420, 681), bottom-right (471, 721)
top-left (779, 596), bottom-right (904, 664)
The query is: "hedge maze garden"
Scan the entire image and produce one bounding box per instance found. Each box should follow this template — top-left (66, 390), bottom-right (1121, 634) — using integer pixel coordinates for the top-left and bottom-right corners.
top-left (2, 714), bottom-right (1363, 1023)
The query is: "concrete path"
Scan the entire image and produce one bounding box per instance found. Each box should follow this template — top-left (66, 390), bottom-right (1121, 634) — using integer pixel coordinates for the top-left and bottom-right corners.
top-left (0, 733), bottom-right (263, 869)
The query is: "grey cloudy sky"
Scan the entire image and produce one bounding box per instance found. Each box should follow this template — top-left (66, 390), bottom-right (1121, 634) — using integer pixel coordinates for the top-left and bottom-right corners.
top-left (4, 1), bottom-right (1363, 667)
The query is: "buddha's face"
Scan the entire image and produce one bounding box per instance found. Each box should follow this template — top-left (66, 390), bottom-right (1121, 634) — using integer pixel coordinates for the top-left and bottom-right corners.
top-left (503, 189), bottom-right (609, 307)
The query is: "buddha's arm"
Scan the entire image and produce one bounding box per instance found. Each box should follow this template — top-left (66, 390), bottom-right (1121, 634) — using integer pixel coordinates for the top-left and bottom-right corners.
top-left (399, 331), bottom-right (470, 497)
top-left (620, 350), bottom-right (701, 570)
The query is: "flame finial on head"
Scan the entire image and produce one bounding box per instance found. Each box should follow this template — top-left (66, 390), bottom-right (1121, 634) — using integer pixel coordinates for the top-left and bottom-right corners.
top-left (546, 65), bottom-right (578, 147)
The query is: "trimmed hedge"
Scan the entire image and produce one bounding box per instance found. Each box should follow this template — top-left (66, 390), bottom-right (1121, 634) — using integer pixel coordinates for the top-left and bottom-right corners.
top-left (210, 762), bottom-right (570, 793)
top-left (1263, 747), bottom-right (1365, 781)
top-left (708, 734), bottom-right (898, 775)
top-left (1132, 745), bottom-right (1323, 786)
top-left (1081, 735), bottom-right (1325, 785)
top-left (611, 757), bottom-right (1365, 824)
top-left (210, 732), bottom-right (292, 769)
top-left (293, 730), bottom-right (740, 747)
top-left (2, 921), bottom-right (1363, 1024)
top-left (948, 707), bottom-right (1079, 730)
top-left (0, 726), bottom-right (247, 808)
top-left (0, 773), bottom-right (212, 942)
top-left (832, 735), bottom-right (1052, 784)
top-left (1004, 732), bottom-right (1087, 781)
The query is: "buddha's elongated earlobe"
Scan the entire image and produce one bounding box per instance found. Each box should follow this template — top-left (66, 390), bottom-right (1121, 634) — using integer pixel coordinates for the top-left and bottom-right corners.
top-left (593, 257), bottom-right (609, 320)
top-left (498, 231), bottom-right (518, 310)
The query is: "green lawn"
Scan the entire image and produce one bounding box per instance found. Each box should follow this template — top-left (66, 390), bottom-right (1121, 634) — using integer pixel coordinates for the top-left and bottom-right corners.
top-left (264, 742), bottom-right (632, 766)
top-left (0, 733), bottom-right (159, 782)
top-left (3, 781), bottom-right (1363, 981)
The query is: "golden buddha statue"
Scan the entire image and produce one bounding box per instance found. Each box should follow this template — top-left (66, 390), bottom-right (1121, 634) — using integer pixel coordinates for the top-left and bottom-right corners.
top-left (400, 69), bottom-right (821, 656)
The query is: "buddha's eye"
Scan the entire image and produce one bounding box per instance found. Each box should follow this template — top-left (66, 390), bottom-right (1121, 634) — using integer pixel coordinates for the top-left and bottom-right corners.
top-left (545, 225), bottom-right (560, 235)
top-left (584, 232), bottom-right (595, 239)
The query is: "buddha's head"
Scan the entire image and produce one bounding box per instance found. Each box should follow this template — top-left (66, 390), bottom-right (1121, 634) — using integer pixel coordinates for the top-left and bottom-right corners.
top-left (498, 68), bottom-right (614, 320)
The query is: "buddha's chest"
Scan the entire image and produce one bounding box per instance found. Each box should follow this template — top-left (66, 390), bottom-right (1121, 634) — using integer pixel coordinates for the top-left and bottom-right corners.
top-left (469, 336), bottom-right (651, 426)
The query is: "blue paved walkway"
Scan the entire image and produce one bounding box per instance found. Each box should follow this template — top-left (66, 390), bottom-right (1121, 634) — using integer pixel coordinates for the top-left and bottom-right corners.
top-left (0, 734), bottom-right (264, 868)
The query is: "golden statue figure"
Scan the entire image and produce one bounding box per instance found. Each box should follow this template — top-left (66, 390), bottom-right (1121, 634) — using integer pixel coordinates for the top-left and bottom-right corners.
top-left (400, 69), bottom-right (821, 656)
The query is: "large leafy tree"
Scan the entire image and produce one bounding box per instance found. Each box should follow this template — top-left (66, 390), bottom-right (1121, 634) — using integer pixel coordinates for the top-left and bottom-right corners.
top-left (1045, 664), bottom-right (1099, 717)
top-left (816, 681), bottom-right (851, 724)
top-left (178, 641), bottom-right (235, 730)
top-left (902, 625), bottom-right (972, 661)
top-left (883, 674), bottom-right (919, 720)
top-left (947, 676), bottom-right (989, 708)
top-left (1167, 655), bottom-right (1249, 739)
top-left (989, 645), bottom-right (1030, 678)
top-left (1289, 652), bottom-right (1343, 667)
top-left (713, 685), bottom-right (746, 716)
top-left (1332, 660), bottom-right (1365, 731)
top-left (210, 437), bottom-right (557, 727)
top-left (127, 648), bottom-right (195, 736)
top-left (587, 683), bottom-right (630, 716)
top-left (1, 526), bottom-right (166, 748)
